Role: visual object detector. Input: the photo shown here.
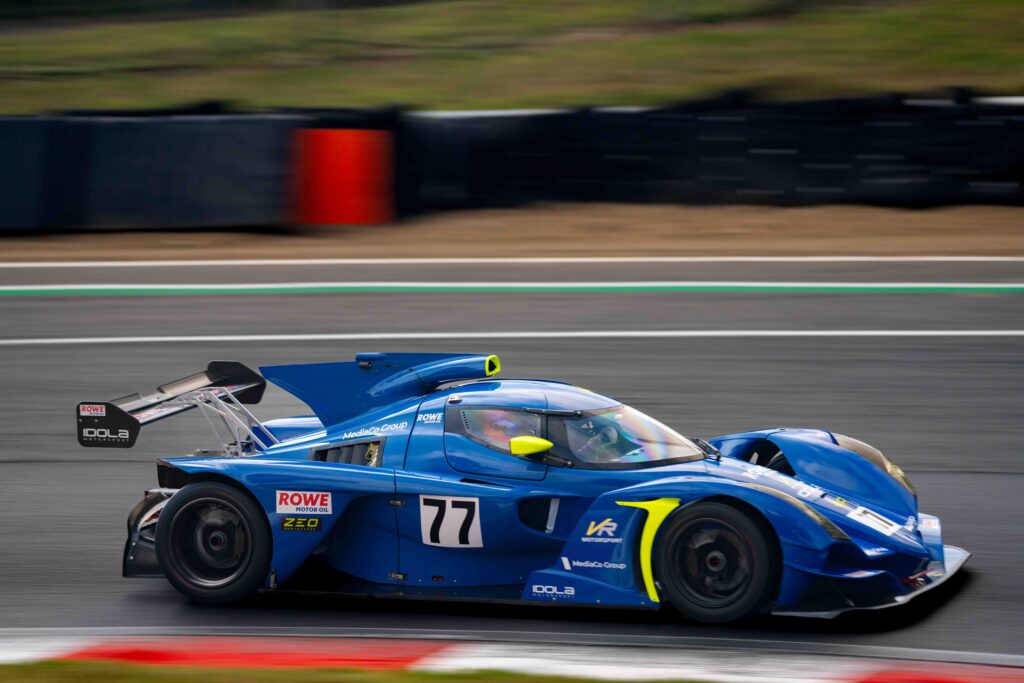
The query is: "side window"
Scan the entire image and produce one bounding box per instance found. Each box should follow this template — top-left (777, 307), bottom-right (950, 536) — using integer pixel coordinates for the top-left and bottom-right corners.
top-left (458, 409), bottom-right (541, 453)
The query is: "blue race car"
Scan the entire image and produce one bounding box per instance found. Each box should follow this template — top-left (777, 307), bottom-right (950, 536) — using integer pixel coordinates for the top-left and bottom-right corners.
top-left (77, 353), bottom-right (969, 623)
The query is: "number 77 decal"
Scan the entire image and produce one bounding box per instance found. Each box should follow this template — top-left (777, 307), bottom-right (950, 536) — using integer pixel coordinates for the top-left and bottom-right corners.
top-left (419, 495), bottom-right (483, 547)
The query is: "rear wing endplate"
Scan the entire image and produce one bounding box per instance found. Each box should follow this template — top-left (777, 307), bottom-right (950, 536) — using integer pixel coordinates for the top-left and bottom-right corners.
top-left (76, 361), bottom-right (266, 449)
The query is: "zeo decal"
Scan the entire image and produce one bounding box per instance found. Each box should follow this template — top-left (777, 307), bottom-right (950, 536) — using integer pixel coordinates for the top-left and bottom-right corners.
top-left (419, 495), bottom-right (482, 547)
top-left (281, 517), bottom-right (322, 532)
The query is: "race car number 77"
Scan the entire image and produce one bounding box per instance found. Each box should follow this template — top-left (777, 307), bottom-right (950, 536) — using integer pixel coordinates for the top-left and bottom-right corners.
top-left (419, 495), bottom-right (483, 547)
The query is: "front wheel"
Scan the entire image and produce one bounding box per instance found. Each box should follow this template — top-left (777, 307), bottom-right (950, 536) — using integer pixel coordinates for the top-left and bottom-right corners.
top-left (156, 482), bottom-right (270, 605)
top-left (654, 501), bottom-right (779, 623)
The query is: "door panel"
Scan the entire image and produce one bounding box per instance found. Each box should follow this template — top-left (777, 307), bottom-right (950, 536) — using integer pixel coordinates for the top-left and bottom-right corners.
top-left (444, 433), bottom-right (547, 481)
top-left (395, 472), bottom-right (564, 588)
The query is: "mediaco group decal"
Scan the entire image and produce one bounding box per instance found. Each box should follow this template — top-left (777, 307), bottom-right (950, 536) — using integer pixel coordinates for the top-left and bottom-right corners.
top-left (276, 490), bottom-right (333, 514)
top-left (340, 421), bottom-right (409, 440)
top-left (561, 557), bottom-right (627, 571)
top-left (582, 517), bottom-right (622, 543)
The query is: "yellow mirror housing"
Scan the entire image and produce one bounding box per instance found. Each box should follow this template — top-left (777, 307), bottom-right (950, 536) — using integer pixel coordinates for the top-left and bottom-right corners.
top-left (509, 435), bottom-right (554, 457)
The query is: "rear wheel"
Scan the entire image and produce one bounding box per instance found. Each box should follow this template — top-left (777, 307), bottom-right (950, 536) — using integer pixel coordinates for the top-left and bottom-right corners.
top-left (654, 501), bottom-right (778, 623)
top-left (156, 482), bottom-right (270, 605)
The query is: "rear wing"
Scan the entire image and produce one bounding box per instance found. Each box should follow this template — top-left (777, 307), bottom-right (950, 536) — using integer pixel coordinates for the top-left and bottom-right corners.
top-left (76, 361), bottom-right (266, 449)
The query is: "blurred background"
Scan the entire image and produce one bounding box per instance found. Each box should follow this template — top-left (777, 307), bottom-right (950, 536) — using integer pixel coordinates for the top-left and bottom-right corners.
top-left (1, 0), bottom-right (1022, 111)
top-left (0, 1), bottom-right (1022, 681)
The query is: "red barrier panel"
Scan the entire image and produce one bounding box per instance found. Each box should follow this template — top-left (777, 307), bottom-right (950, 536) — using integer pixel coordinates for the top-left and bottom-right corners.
top-left (61, 637), bottom-right (448, 670)
top-left (294, 129), bottom-right (393, 225)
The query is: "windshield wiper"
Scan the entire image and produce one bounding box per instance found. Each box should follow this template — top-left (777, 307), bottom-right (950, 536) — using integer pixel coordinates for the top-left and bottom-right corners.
top-left (691, 437), bottom-right (722, 461)
top-left (523, 408), bottom-right (583, 417)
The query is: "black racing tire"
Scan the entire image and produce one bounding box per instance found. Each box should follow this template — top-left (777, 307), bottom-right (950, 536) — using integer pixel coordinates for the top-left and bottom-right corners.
top-left (156, 481), bottom-right (271, 605)
top-left (654, 501), bottom-right (779, 624)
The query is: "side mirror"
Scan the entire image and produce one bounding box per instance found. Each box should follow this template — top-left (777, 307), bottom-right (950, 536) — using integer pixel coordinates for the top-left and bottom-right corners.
top-left (509, 435), bottom-right (554, 457)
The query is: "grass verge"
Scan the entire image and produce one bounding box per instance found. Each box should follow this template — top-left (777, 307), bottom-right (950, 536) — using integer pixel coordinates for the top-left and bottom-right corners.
top-left (0, 0), bottom-right (1021, 113)
top-left (0, 661), bottom-right (704, 683)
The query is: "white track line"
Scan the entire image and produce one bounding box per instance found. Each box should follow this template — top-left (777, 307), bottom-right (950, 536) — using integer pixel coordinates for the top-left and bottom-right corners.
top-left (415, 642), bottom-right (871, 683)
top-left (2, 330), bottom-right (1023, 346)
top-left (1, 256), bottom-right (1023, 268)
top-left (0, 637), bottom-right (99, 664)
top-left (2, 281), bottom-right (1022, 292)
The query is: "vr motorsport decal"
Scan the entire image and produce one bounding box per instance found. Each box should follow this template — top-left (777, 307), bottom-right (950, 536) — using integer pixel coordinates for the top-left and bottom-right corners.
top-left (582, 517), bottom-right (622, 543)
top-left (276, 490), bottom-right (332, 514)
top-left (419, 495), bottom-right (482, 548)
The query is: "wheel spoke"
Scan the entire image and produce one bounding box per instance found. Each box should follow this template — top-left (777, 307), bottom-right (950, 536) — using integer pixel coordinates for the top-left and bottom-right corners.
top-left (168, 497), bottom-right (252, 589)
top-left (674, 518), bottom-right (754, 608)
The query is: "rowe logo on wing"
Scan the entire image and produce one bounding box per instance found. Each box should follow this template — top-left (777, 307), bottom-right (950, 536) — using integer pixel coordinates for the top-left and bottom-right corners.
top-left (582, 518), bottom-right (622, 543)
top-left (276, 490), bottom-right (332, 515)
top-left (79, 404), bottom-right (106, 417)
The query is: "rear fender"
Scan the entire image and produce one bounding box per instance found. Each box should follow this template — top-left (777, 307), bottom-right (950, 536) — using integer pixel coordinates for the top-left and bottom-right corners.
top-left (165, 457), bottom-right (396, 586)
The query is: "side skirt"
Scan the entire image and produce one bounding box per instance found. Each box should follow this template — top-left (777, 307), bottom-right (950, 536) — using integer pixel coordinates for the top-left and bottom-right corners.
top-left (262, 574), bottom-right (657, 611)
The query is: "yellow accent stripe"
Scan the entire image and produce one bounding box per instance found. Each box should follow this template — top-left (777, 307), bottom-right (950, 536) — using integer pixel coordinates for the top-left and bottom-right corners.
top-left (616, 498), bottom-right (681, 603)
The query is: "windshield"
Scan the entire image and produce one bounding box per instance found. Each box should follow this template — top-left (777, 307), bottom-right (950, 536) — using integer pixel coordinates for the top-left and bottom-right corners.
top-left (554, 405), bottom-right (704, 468)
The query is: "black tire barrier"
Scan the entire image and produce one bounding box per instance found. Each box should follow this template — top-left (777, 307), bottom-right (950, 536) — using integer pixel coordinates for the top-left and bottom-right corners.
top-left (1, 113), bottom-right (305, 230)
top-left (0, 118), bottom-right (54, 229)
top-left (0, 91), bottom-right (1021, 231)
top-left (400, 95), bottom-right (1024, 210)
top-left (84, 115), bottom-right (302, 229)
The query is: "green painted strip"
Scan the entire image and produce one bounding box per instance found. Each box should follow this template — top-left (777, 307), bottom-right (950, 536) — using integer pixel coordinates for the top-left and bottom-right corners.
top-left (2, 284), bottom-right (1024, 296)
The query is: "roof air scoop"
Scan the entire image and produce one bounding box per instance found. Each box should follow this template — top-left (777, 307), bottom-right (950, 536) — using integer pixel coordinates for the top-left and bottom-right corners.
top-left (261, 353), bottom-right (500, 426)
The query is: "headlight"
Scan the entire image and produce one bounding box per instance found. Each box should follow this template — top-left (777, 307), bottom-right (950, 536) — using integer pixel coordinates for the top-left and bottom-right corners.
top-left (834, 434), bottom-right (916, 496)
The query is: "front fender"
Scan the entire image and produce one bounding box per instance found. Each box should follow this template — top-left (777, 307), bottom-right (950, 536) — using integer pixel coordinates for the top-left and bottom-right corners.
top-left (603, 474), bottom-right (843, 557)
top-left (527, 475), bottom-right (846, 608)
top-left (712, 429), bottom-right (917, 519)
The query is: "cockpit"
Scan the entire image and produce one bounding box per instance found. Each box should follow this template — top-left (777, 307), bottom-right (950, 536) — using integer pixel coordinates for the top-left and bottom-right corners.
top-left (548, 405), bottom-right (705, 469)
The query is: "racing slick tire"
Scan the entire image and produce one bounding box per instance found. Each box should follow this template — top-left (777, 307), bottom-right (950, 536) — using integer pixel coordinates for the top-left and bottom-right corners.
top-left (654, 501), bottom-right (779, 623)
top-left (156, 481), bottom-right (271, 605)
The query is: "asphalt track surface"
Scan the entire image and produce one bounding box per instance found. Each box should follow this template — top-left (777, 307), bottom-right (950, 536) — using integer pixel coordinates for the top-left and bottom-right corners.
top-left (0, 259), bottom-right (1022, 661)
